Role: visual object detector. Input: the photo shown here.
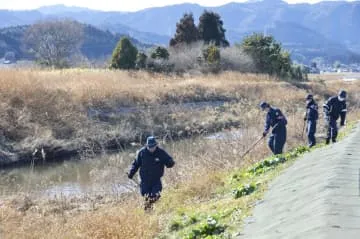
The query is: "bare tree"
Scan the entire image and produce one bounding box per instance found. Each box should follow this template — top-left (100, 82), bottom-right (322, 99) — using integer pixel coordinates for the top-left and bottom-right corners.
top-left (24, 20), bottom-right (84, 68)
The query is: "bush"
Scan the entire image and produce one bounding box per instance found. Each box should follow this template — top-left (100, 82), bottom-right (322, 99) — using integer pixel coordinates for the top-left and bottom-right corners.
top-left (185, 216), bottom-right (226, 239)
top-left (290, 65), bottom-right (308, 82)
top-left (146, 58), bottom-right (174, 73)
top-left (202, 45), bottom-right (221, 73)
top-left (151, 46), bottom-right (170, 60)
top-left (110, 37), bottom-right (138, 70)
top-left (136, 52), bottom-right (147, 69)
top-left (233, 184), bottom-right (257, 199)
top-left (220, 47), bottom-right (254, 72)
top-left (167, 43), bottom-right (255, 75)
top-left (168, 42), bottom-right (204, 74)
top-left (203, 45), bottom-right (220, 64)
top-left (240, 33), bottom-right (307, 81)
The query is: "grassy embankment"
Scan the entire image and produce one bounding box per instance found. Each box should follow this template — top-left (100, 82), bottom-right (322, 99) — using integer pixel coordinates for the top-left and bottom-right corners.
top-left (0, 70), bottom-right (359, 238)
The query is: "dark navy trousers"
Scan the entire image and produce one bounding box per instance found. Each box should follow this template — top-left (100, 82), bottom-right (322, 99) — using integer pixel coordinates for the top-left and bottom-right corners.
top-left (140, 180), bottom-right (162, 199)
top-left (326, 118), bottom-right (338, 143)
top-left (268, 126), bottom-right (287, 155)
top-left (307, 120), bottom-right (317, 147)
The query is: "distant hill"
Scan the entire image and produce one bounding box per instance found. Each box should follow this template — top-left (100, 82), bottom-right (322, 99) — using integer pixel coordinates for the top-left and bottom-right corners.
top-left (1, 1), bottom-right (360, 63)
top-left (0, 7), bottom-right (168, 46)
top-left (265, 21), bottom-right (360, 64)
top-left (97, 22), bottom-right (170, 45)
top-left (108, 0), bottom-right (360, 46)
top-left (0, 10), bottom-right (43, 27)
top-left (37, 4), bottom-right (95, 15)
top-left (0, 24), bottom-right (152, 61)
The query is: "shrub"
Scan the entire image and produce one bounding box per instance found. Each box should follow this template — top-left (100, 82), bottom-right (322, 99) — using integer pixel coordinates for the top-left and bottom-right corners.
top-left (185, 216), bottom-right (226, 239)
top-left (136, 52), bottom-right (147, 69)
top-left (110, 37), bottom-right (138, 69)
top-left (241, 33), bottom-right (307, 81)
top-left (151, 46), bottom-right (170, 60)
top-left (220, 47), bottom-right (254, 72)
top-left (202, 45), bottom-right (221, 73)
top-left (233, 184), bottom-right (257, 199)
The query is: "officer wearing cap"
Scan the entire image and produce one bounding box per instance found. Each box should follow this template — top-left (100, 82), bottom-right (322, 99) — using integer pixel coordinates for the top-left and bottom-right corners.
top-left (259, 102), bottom-right (288, 156)
top-left (323, 90), bottom-right (347, 144)
top-left (128, 136), bottom-right (175, 210)
top-left (304, 94), bottom-right (319, 147)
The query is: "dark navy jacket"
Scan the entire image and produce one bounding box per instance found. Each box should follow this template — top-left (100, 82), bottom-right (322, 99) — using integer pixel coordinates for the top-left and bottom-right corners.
top-left (323, 96), bottom-right (347, 124)
top-left (128, 147), bottom-right (175, 185)
top-left (264, 107), bottom-right (287, 133)
top-left (306, 100), bottom-right (319, 121)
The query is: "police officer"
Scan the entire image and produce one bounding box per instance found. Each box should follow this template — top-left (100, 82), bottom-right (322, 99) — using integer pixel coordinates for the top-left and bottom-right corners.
top-left (323, 90), bottom-right (347, 144)
top-left (260, 102), bottom-right (288, 156)
top-left (304, 94), bottom-right (318, 147)
top-left (127, 136), bottom-right (175, 210)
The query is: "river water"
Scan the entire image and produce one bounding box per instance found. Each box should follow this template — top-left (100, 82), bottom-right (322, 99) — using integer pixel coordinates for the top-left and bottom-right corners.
top-left (0, 128), bottom-right (244, 199)
top-left (0, 152), bottom-right (143, 199)
top-left (0, 100), bottom-right (244, 199)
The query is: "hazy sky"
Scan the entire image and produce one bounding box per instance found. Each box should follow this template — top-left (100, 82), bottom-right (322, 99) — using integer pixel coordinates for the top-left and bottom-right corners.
top-left (0, 0), bottom-right (354, 11)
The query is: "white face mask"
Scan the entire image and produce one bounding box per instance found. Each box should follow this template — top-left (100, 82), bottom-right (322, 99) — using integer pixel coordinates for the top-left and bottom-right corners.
top-left (338, 96), bottom-right (345, 102)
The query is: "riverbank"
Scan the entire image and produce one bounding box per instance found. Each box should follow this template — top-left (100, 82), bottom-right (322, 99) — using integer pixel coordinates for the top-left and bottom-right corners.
top-left (1, 119), bottom-right (358, 239)
top-left (1, 69), bottom-right (359, 168)
top-left (0, 70), bottom-right (315, 167)
top-left (0, 69), bottom-right (359, 238)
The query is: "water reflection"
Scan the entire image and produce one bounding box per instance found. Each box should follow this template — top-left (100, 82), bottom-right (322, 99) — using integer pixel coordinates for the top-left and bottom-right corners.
top-left (0, 152), bottom-right (134, 199)
top-left (0, 127), bottom-right (240, 199)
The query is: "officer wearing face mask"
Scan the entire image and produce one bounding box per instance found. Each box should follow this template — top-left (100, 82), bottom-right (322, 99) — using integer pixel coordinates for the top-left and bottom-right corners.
top-left (323, 90), bottom-right (347, 144)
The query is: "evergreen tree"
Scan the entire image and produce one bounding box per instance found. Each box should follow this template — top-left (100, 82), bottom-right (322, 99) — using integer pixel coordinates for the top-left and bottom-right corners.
top-left (241, 33), bottom-right (306, 81)
top-left (241, 34), bottom-right (289, 76)
top-left (170, 13), bottom-right (199, 47)
top-left (198, 11), bottom-right (229, 47)
top-left (110, 37), bottom-right (138, 69)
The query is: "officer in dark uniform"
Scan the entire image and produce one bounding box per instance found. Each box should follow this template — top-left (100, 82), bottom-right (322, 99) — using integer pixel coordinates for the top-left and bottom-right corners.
top-left (128, 136), bottom-right (175, 210)
top-left (304, 94), bottom-right (319, 147)
top-left (323, 90), bottom-right (347, 144)
top-left (260, 102), bottom-right (288, 156)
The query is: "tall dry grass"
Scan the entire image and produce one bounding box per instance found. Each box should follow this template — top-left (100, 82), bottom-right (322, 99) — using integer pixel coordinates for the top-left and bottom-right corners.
top-left (0, 69), bottom-right (359, 238)
top-left (0, 69), bottom-right (276, 104)
top-left (0, 69), bottom-right (293, 162)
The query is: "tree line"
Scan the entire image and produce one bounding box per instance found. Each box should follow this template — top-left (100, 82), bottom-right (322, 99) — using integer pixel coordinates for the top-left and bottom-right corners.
top-left (21, 11), bottom-right (307, 81)
top-left (111, 11), bottom-right (306, 81)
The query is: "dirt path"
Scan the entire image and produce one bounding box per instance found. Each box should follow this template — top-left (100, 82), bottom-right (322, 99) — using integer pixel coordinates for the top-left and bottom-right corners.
top-left (239, 122), bottom-right (360, 239)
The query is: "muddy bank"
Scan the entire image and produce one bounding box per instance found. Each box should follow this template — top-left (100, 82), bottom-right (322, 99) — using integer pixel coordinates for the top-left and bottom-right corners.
top-left (0, 124), bottom-right (242, 169)
top-left (87, 100), bottom-right (226, 120)
top-left (0, 101), bottom-right (243, 169)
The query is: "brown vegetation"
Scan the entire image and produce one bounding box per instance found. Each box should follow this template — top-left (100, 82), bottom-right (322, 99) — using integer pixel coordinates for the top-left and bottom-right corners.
top-left (0, 70), bottom-right (359, 238)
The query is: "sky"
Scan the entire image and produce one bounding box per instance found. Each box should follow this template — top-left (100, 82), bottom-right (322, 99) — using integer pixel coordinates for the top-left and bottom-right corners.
top-left (0, 0), bottom-right (354, 12)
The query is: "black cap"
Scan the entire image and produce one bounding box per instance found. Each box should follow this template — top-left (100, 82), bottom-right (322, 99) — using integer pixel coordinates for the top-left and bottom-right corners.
top-left (146, 136), bottom-right (158, 148)
top-left (306, 94), bottom-right (313, 100)
top-left (259, 101), bottom-right (269, 109)
top-left (338, 90), bottom-right (347, 99)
